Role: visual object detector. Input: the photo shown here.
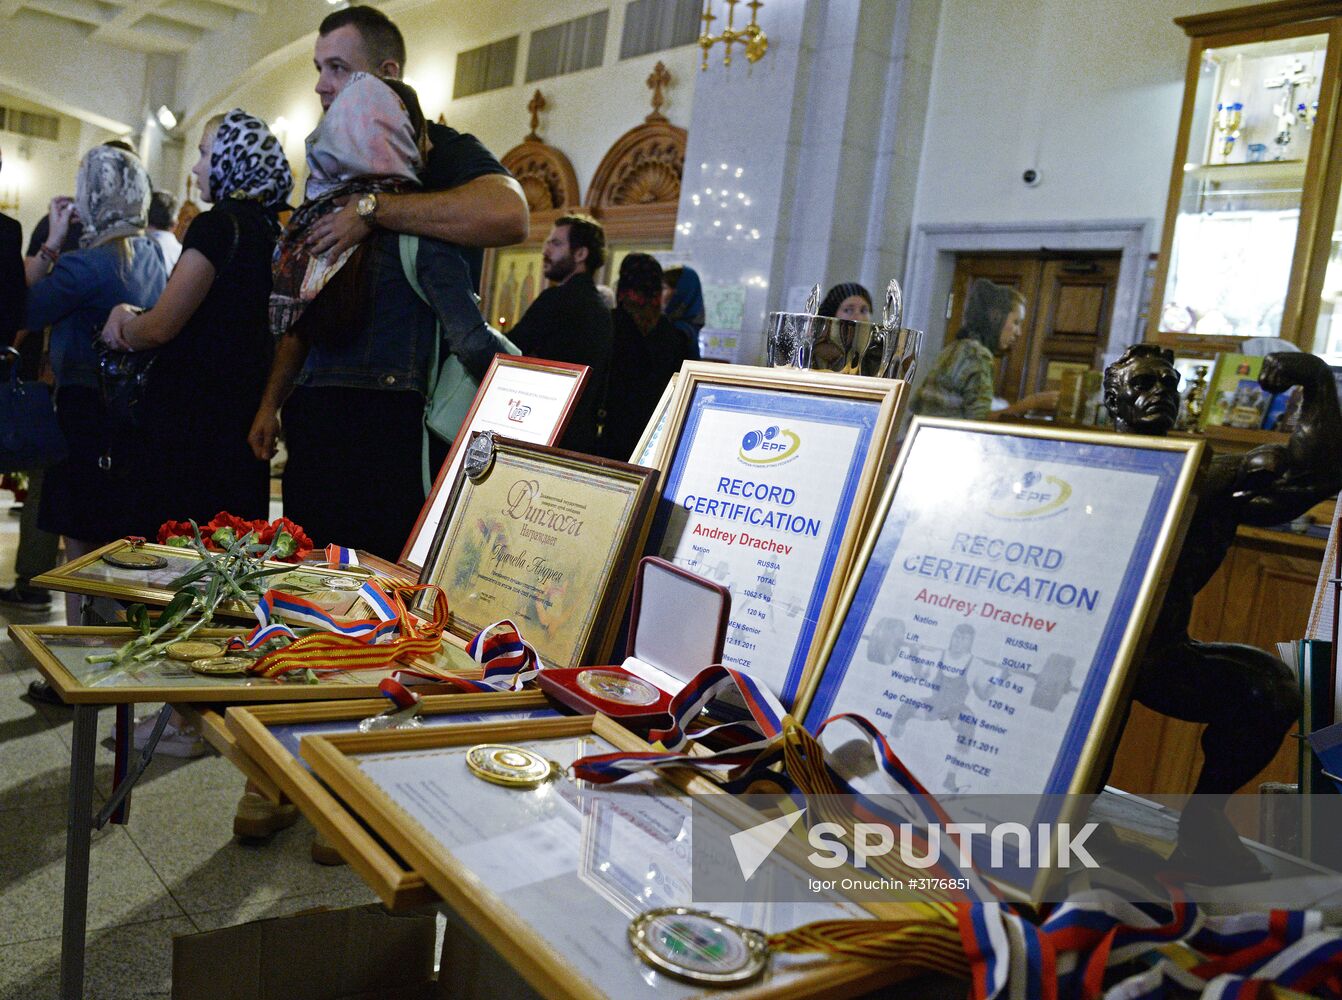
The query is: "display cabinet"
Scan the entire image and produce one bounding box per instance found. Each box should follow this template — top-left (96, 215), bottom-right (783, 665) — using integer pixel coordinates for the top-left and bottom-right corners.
top-left (1149, 1), bottom-right (1342, 352)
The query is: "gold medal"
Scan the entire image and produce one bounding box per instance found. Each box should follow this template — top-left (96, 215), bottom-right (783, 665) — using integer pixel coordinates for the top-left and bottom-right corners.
top-left (464, 743), bottom-right (559, 788)
top-left (189, 657), bottom-right (249, 677)
top-left (576, 669), bottom-right (660, 707)
top-left (165, 640), bottom-right (224, 661)
top-left (628, 908), bottom-right (769, 985)
top-left (102, 548), bottom-right (169, 570)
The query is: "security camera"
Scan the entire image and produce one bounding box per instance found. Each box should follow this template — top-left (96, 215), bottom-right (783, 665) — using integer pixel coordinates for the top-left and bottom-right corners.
top-left (1022, 168), bottom-right (1041, 187)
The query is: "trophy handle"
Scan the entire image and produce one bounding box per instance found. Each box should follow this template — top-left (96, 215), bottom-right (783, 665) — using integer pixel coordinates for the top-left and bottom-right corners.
top-left (882, 278), bottom-right (903, 333)
top-left (805, 283), bottom-right (821, 316)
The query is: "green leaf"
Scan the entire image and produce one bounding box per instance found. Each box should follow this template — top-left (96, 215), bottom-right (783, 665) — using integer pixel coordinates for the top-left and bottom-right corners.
top-left (159, 589), bottom-right (195, 625)
top-left (168, 560), bottom-right (212, 590)
top-left (128, 604), bottom-right (152, 636)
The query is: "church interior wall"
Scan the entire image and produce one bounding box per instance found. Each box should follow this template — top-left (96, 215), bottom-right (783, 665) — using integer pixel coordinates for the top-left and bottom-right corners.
top-left (176, 1), bottom-right (699, 211)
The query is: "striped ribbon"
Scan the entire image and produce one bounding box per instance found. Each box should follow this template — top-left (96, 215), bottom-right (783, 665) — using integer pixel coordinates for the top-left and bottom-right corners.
top-left (572, 708), bottom-right (991, 905)
top-left (570, 700), bottom-right (1342, 999)
top-left (378, 676), bottom-right (421, 710)
top-left (242, 582), bottom-right (449, 678)
top-left (385, 619), bottom-right (547, 694)
top-left (651, 664), bottom-right (786, 749)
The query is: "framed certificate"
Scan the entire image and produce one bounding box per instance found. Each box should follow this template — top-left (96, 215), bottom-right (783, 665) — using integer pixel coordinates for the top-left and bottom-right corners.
top-left (414, 437), bottom-right (658, 669)
top-left (796, 420), bottom-right (1204, 897)
top-left (302, 715), bottom-right (909, 1000)
top-left (402, 356), bottom-right (590, 571)
top-left (650, 363), bottom-right (905, 705)
top-left (31, 540), bottom-right (375, 621)
top-left (630, 372), bottom-right (678, 467)
top-left (221, 692), bottom-right (558, 909)
top-left (7, 625), bottom-right (402, 704)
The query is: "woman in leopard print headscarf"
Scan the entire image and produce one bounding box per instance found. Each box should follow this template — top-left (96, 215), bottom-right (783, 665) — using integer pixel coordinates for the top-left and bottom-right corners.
top-left (99, 109), bottom-right (294, 537)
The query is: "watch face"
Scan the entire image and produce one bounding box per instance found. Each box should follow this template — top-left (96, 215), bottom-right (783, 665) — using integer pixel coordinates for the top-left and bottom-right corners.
top-left (358, 194), bottom-right (376, 218)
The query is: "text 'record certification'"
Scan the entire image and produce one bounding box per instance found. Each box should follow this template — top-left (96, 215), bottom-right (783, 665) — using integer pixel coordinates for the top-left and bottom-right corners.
top-left (659, 388), bottom-right (874, 701)
top-left (409, 364), bottom-right (579, 568)
top-left (810, 428), bottom-right (1167, 797)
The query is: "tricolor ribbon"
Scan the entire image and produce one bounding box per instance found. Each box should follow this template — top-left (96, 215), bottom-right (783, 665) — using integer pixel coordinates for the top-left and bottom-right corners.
top-left (572, 704), bottom-right (992, 906)
top-left (387, 619), bottom-right (546, 693)
top-left (324, 544), bottom-right (359, 568)
top-left (647, 663), bottom-right (787, 751)
top-left (240, 582), bottom-right (450, 678)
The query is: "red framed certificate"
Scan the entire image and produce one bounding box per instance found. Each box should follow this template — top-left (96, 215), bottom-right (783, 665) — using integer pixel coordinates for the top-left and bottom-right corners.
top-left (401, 355), bottom-right (589, 571)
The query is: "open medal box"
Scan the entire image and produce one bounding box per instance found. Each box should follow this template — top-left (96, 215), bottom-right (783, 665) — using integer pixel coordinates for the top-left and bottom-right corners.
top-left (538, 556), bottom-right (729, 729)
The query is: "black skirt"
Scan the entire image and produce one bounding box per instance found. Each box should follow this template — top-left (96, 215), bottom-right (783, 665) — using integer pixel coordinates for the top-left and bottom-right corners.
top-left (282, 386), bottom-right (447, 562)
top-left (37, 386), bottom-right (137, 544)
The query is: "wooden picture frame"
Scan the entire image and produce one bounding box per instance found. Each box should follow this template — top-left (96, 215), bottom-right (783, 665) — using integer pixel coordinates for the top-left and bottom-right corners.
top-left (6, 625), bottom-right (406, 704)
top-left (646, 362), bottom-right (906, 705)
top-left (220, 692), bottom-right (557, 909)
top-left (629, 372), bottom-right (678, 467)
top-left (302, 714), bottom-right (912, 1000)
top-left (414, 437), bottom-right (659, 670)
top-left (795, 418), bottom-right (1205, 900)
top-left (31, 540), bottom-right (375, 621)
top-left (402, 355), bottom-right (591, 571)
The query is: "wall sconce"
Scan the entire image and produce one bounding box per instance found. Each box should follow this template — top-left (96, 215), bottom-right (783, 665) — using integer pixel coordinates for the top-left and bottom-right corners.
top-left (155, 105), bottom-right (179, 131)
top-left (699, 0), bottom-right (768, 71)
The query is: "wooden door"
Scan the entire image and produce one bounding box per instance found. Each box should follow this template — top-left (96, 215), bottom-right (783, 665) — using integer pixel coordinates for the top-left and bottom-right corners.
top-left (948, 253), bottom-right (1120, 403)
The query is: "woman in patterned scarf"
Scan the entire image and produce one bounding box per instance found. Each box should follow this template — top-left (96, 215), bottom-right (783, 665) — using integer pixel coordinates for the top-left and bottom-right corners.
top-left (99, 109), bottom-right (293, 543)
top-left (23, 143), bottom-right (168, 623)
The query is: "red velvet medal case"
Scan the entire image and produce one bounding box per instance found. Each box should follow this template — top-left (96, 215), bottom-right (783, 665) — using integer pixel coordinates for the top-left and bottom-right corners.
top-left (538, 556), bottom-right (730, 729)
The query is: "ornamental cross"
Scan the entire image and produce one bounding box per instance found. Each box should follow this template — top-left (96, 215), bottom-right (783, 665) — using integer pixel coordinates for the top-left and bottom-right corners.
top-left (526, 89), bottom-right (546, 141)
top-left (646, 61), bottom-right (671, 122)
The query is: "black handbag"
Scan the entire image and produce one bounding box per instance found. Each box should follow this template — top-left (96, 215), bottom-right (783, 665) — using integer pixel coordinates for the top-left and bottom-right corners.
top-left (0, 346), bottom-right (68, 469)
top-left (97, 342), bottom-right (158, 428)
top-left (97, 211), bottom-right (240, 429)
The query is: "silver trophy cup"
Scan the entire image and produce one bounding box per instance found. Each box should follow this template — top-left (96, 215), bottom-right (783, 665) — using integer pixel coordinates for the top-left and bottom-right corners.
top-left (765, 313), bottom-right (922, 381)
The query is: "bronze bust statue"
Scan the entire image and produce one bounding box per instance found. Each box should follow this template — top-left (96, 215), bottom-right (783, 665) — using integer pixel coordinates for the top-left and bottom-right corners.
top-left (1103, 345), bottom-right (1342, 880)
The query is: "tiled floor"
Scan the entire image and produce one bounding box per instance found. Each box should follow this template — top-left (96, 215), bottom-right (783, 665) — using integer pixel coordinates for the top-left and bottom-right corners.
top-left (0, 498), bottom-right (379, 1000)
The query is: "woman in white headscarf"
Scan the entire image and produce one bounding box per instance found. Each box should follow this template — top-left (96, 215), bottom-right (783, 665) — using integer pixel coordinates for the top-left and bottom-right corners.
top-left (24, 143), bottom-right (168, 619)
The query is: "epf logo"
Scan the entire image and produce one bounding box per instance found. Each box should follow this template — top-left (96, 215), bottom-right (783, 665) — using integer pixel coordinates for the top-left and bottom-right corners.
top-left (986, 470), bottom-right (1072, 519)
top-left (739, 425), bottom-right (800, 465)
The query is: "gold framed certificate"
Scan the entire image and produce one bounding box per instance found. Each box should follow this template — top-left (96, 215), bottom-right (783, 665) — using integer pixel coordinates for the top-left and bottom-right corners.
top-left (646, 362), bottom-right (905, 706)
top-left (795, 419), bottom-right (1205, 900)
top-left (301, 714), bottom-right (914, 1000)
top-left (414, 437), bottom-right (658, 669)
top-left (221, 691), bottom-right (556, 909)
top-left (31, 540), bottom-right (375, 621)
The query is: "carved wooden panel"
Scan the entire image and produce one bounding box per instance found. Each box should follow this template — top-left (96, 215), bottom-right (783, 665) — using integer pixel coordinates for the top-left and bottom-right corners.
top-left (585, 121), bottom-right (686, 242)
top-left (499, 140), bottom-right (581, 215)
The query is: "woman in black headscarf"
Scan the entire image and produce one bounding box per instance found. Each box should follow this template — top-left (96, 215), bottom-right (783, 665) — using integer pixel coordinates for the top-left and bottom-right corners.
top-left (599, 253), bottom-right (696, 460)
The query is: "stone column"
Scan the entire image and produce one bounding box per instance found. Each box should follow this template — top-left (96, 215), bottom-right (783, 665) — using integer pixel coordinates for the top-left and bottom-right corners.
top-left (674, 0), bottom-right (938, 364)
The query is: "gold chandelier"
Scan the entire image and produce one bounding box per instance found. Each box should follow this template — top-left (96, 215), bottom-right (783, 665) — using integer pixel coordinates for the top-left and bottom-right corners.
top-left (698, 0), bottom-right (768, 71)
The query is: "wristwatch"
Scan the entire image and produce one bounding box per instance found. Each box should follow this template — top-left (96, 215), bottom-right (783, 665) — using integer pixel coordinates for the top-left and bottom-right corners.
top-left (355, 193), bottom-right (379, 224)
